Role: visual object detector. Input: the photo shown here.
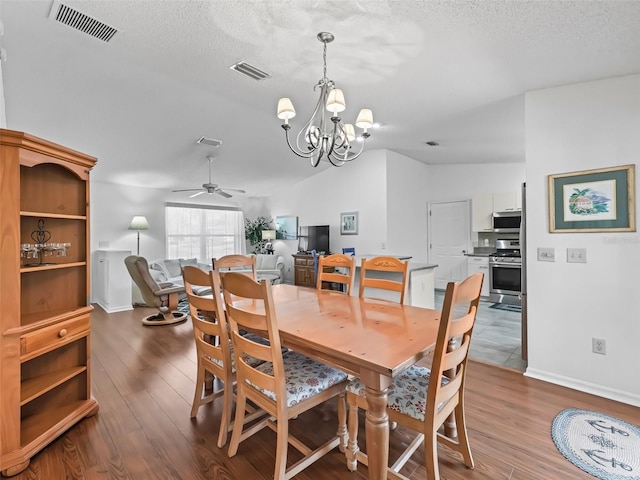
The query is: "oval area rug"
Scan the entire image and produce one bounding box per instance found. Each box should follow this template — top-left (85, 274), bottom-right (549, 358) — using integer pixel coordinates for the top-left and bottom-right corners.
top-left (551, 408), bottom-right (640, 480)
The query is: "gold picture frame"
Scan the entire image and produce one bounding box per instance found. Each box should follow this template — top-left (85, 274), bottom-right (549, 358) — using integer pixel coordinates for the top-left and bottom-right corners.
top-left (548, 164), bottom-right (635, 233)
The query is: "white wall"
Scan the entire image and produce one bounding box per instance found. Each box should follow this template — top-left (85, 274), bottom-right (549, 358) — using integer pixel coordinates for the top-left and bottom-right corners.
top-left (269, 149), bottom-right (388, 283)
top-left (386, 151), bottom-right (431, 262)
top-left (426, 163), bottom-right (525, 202)
top-left (90, 180), bottom-right (244, 300)
top-left (524, 74), bottom-right (640, 406)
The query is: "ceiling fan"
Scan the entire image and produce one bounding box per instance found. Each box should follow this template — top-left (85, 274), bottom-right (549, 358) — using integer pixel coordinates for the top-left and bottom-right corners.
top-left (172, 156), bottom-right (245, 198)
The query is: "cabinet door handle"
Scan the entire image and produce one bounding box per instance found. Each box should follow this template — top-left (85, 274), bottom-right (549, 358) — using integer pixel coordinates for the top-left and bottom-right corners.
top-left (58, 328), bottom-right (68, 338)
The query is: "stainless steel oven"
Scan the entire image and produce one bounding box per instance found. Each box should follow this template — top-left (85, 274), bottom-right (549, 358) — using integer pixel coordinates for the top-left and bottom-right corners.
top-left (489, 239), bottom-right (522, 305)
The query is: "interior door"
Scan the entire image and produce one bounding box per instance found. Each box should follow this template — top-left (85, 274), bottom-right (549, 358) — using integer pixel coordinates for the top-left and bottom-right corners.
top-left (428, 200), bottom-right (471, 290)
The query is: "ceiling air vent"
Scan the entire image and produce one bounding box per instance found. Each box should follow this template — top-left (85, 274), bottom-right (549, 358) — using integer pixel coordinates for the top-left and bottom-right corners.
top-left (49, 0), bottom-right (119, 43)
top-left (196, 137), bottom-right (223, 147)
top-left (229, 61), bottom-right (271, 81)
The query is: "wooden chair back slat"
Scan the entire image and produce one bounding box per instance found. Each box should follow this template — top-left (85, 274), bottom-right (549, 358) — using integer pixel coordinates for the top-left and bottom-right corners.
top-left (221, 273), bottom-right (286, 404)
top-left (316, 253), bottom-right (356, 294)
top-left (358, 256), bottom-right (409, 304)
top-left (214, 254), bottom-right (257, 280)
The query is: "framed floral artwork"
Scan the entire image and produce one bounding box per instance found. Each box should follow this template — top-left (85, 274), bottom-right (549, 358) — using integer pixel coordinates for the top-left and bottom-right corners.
top-left (548, 164), bottom-right (635, 232)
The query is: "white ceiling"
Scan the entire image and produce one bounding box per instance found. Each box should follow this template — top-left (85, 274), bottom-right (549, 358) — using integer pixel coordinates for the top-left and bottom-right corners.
top-left (2, 1), bottom-right (640, 198)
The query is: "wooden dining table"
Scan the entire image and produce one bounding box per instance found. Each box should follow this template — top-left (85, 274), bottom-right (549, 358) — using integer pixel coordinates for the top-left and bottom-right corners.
top-left (264, 284), bottom-right (442, 480)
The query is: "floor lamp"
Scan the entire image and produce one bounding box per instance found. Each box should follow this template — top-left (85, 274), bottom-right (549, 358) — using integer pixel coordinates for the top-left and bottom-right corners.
top-left (128, 216), bottom-right (150, 256)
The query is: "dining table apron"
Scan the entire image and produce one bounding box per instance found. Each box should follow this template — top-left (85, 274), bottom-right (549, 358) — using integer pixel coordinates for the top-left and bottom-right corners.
top-left (261, 284), bottom-right (442, 480)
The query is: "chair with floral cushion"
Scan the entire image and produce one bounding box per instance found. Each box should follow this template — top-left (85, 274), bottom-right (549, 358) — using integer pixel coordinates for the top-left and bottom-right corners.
top-left (345, 272), bottom-right (484, 480)
top-left (358, 256), bottom-right (409, 304)
top-left (316, 253), bottom-right (356, 295)
top-left (182, 265), bottom-right (265, 448)
top-left (220, 272), bottom-right (349, 480)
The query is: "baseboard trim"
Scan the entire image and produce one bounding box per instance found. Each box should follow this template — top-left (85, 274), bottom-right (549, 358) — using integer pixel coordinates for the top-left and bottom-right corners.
top-left (95, 302), bottom-right (134, 314)
top-left (525, 368), bottom-right (640, 407)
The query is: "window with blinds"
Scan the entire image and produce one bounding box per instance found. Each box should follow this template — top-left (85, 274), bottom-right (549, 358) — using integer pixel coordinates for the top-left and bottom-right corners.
top-left (165, 203), bottom-right (245, 262)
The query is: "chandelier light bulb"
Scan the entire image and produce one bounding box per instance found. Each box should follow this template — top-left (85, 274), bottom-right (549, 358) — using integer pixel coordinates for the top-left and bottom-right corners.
top-left (355, 108), bottom-right (374, 132)
top-left (326, 88), bottom-right (346, 115)
top-left (344, 124), bottom-right (356, 142)
top-left (277, 97), bottom-right (296, 124)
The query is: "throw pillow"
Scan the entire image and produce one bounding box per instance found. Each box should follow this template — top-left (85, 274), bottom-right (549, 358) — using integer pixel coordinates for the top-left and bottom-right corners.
top-left (149, 268), bottom-right (167, 283)
top-left (178, 258), bottom-right (199, 269)
top-left (164, 259), bottom-right (182, 278)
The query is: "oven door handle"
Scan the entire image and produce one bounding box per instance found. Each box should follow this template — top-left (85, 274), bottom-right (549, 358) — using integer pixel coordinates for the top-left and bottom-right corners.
top-left (489, 263), bottom-right (521, 268)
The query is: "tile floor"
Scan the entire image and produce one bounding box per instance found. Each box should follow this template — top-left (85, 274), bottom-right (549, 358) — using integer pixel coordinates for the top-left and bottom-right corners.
top-left (434, 291), bottom-right (527, 372)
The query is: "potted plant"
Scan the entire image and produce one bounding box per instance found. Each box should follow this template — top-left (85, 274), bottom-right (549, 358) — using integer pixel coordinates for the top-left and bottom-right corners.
top-left (245, 216), bottom-right (273, 253)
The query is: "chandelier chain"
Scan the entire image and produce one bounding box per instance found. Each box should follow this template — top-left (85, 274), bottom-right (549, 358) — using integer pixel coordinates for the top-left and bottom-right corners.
top-left (323, 40), bottom-right (328, 81)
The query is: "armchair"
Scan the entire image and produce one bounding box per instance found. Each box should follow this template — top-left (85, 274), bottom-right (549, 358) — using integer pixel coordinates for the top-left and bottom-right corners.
top-left (124, 255), bottom-right (188, 326)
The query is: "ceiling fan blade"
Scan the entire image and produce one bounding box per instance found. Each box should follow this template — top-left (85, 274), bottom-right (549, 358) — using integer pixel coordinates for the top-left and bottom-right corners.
top-left (189, 191), bottom-right (206, 198)
top-left (216, 190), bottom-right (232, 198)
top-left (173, 188), bottom-right (204, 193)
top-left (220, 188), bottom-right (246, 193)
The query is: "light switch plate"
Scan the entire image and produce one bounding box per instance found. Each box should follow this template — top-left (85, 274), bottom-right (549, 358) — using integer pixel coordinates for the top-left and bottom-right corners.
top-left (567, 248), bottom-right (587, 263)
top-left (537, 247), bottom-right (555, 262)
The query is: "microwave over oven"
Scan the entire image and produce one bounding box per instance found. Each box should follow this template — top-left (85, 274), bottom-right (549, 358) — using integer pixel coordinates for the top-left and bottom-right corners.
top-left (492, 211), bottom-right (521, 232)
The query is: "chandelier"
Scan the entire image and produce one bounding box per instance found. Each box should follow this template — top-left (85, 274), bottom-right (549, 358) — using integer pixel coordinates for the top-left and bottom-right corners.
top-left (276, 32), bottom-right (373, 167)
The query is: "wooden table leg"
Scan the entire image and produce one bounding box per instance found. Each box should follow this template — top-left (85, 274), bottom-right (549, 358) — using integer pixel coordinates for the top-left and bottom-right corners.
top-left (364, 385), bottom-right (390, 480)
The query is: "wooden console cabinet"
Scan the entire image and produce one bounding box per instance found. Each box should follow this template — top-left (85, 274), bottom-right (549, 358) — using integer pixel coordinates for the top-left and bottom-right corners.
top-left (293, 253), bottom-right (337, 289)
top-left (293, 253), bottom-right (317, 288)
top-left (0, 129), bottom-right (99, 476)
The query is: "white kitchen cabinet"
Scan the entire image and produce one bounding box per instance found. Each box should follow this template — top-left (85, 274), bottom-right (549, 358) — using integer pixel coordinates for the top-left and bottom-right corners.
top-left (467, 256), bottom-right (490, 298)
top-left (493, 192), bottom-right (521, 212)
top-left (471, 193), bottom-right (493, 232)
top-left (95, 250), bottom-right (133, 313)
top-left (472, 191), bottom-right (521, 232)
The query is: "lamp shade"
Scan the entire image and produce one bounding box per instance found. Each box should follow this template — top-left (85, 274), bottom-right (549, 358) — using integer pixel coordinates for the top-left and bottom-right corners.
top-left (326, 88), bottom-right (346, 114)
top-left (355, 108), bottom-right (374, 130)
top-left (277, 98), bottom-right (296, 122)
top-left (261, 230), bottom-right (276, 240)
top-left (128, 216), bottom-right (150, 231)
top-left (343, 123), bottom-right (356, 142)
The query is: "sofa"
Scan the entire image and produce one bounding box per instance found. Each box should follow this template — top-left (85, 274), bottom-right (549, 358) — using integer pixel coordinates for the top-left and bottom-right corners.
top-left (249, 253), bottom-right (285, 284)
top-left (132, 255), bottom-right (284, 306)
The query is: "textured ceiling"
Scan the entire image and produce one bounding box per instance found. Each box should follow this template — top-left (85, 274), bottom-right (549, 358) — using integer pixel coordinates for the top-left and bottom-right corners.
top-left (1, 0), bottom-right (640, 198)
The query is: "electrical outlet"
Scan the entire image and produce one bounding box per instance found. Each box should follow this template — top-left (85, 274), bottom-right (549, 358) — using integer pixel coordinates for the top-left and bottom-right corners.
top-left (592, 338), bottom-right (606, 355)
top-left (567, 248), bottom-right (587, 263)
top-left (537, 247), bottom-right (555, 262)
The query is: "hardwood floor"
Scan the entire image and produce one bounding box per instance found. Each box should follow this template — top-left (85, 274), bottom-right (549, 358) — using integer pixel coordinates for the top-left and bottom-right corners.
top-left (7, 304), bottom-right (639, 479)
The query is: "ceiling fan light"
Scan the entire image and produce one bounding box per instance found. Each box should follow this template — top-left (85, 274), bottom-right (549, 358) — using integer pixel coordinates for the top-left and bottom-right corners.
top-left (326, 88), bottom-right (346, 114)
top-left (277, 97), bottom-right (296, 123)
top-left (355, 108), bottom-right (373, 131)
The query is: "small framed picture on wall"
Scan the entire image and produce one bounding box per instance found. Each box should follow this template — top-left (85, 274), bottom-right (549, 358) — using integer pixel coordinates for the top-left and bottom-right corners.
top-left (340, 212), bottom-right (358, 235)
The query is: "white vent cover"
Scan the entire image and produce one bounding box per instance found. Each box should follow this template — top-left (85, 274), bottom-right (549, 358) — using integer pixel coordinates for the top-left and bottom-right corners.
top-left (196, 137), bottom-right (223, 147)
top-left (229, 61), bottom-right (271, 81)
top-left (49, 0), bottom-right (118, 42)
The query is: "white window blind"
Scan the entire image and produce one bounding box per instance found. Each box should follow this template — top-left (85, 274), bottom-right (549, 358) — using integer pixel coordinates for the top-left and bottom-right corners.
top-left (165, 203), bottom-right (246, 262)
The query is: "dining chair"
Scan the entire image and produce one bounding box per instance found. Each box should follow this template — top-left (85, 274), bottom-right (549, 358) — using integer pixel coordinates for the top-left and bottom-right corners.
top-left (358, 256), bottom-right (409, 304)
top-left (345, 272), bottom-right (484, 480)
top-left (220, 272), bottom-right (349, 480)
top-left (316, 253), bottom-right (356, 295)
top-left (213, 254), bottom-right (256, 280)
top-left (181, 265), bottom-right (265, 448)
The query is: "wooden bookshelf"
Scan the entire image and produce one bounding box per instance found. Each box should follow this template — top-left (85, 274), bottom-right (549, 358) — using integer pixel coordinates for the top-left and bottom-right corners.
top-left (0, 129), bottom-right (99, 476)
